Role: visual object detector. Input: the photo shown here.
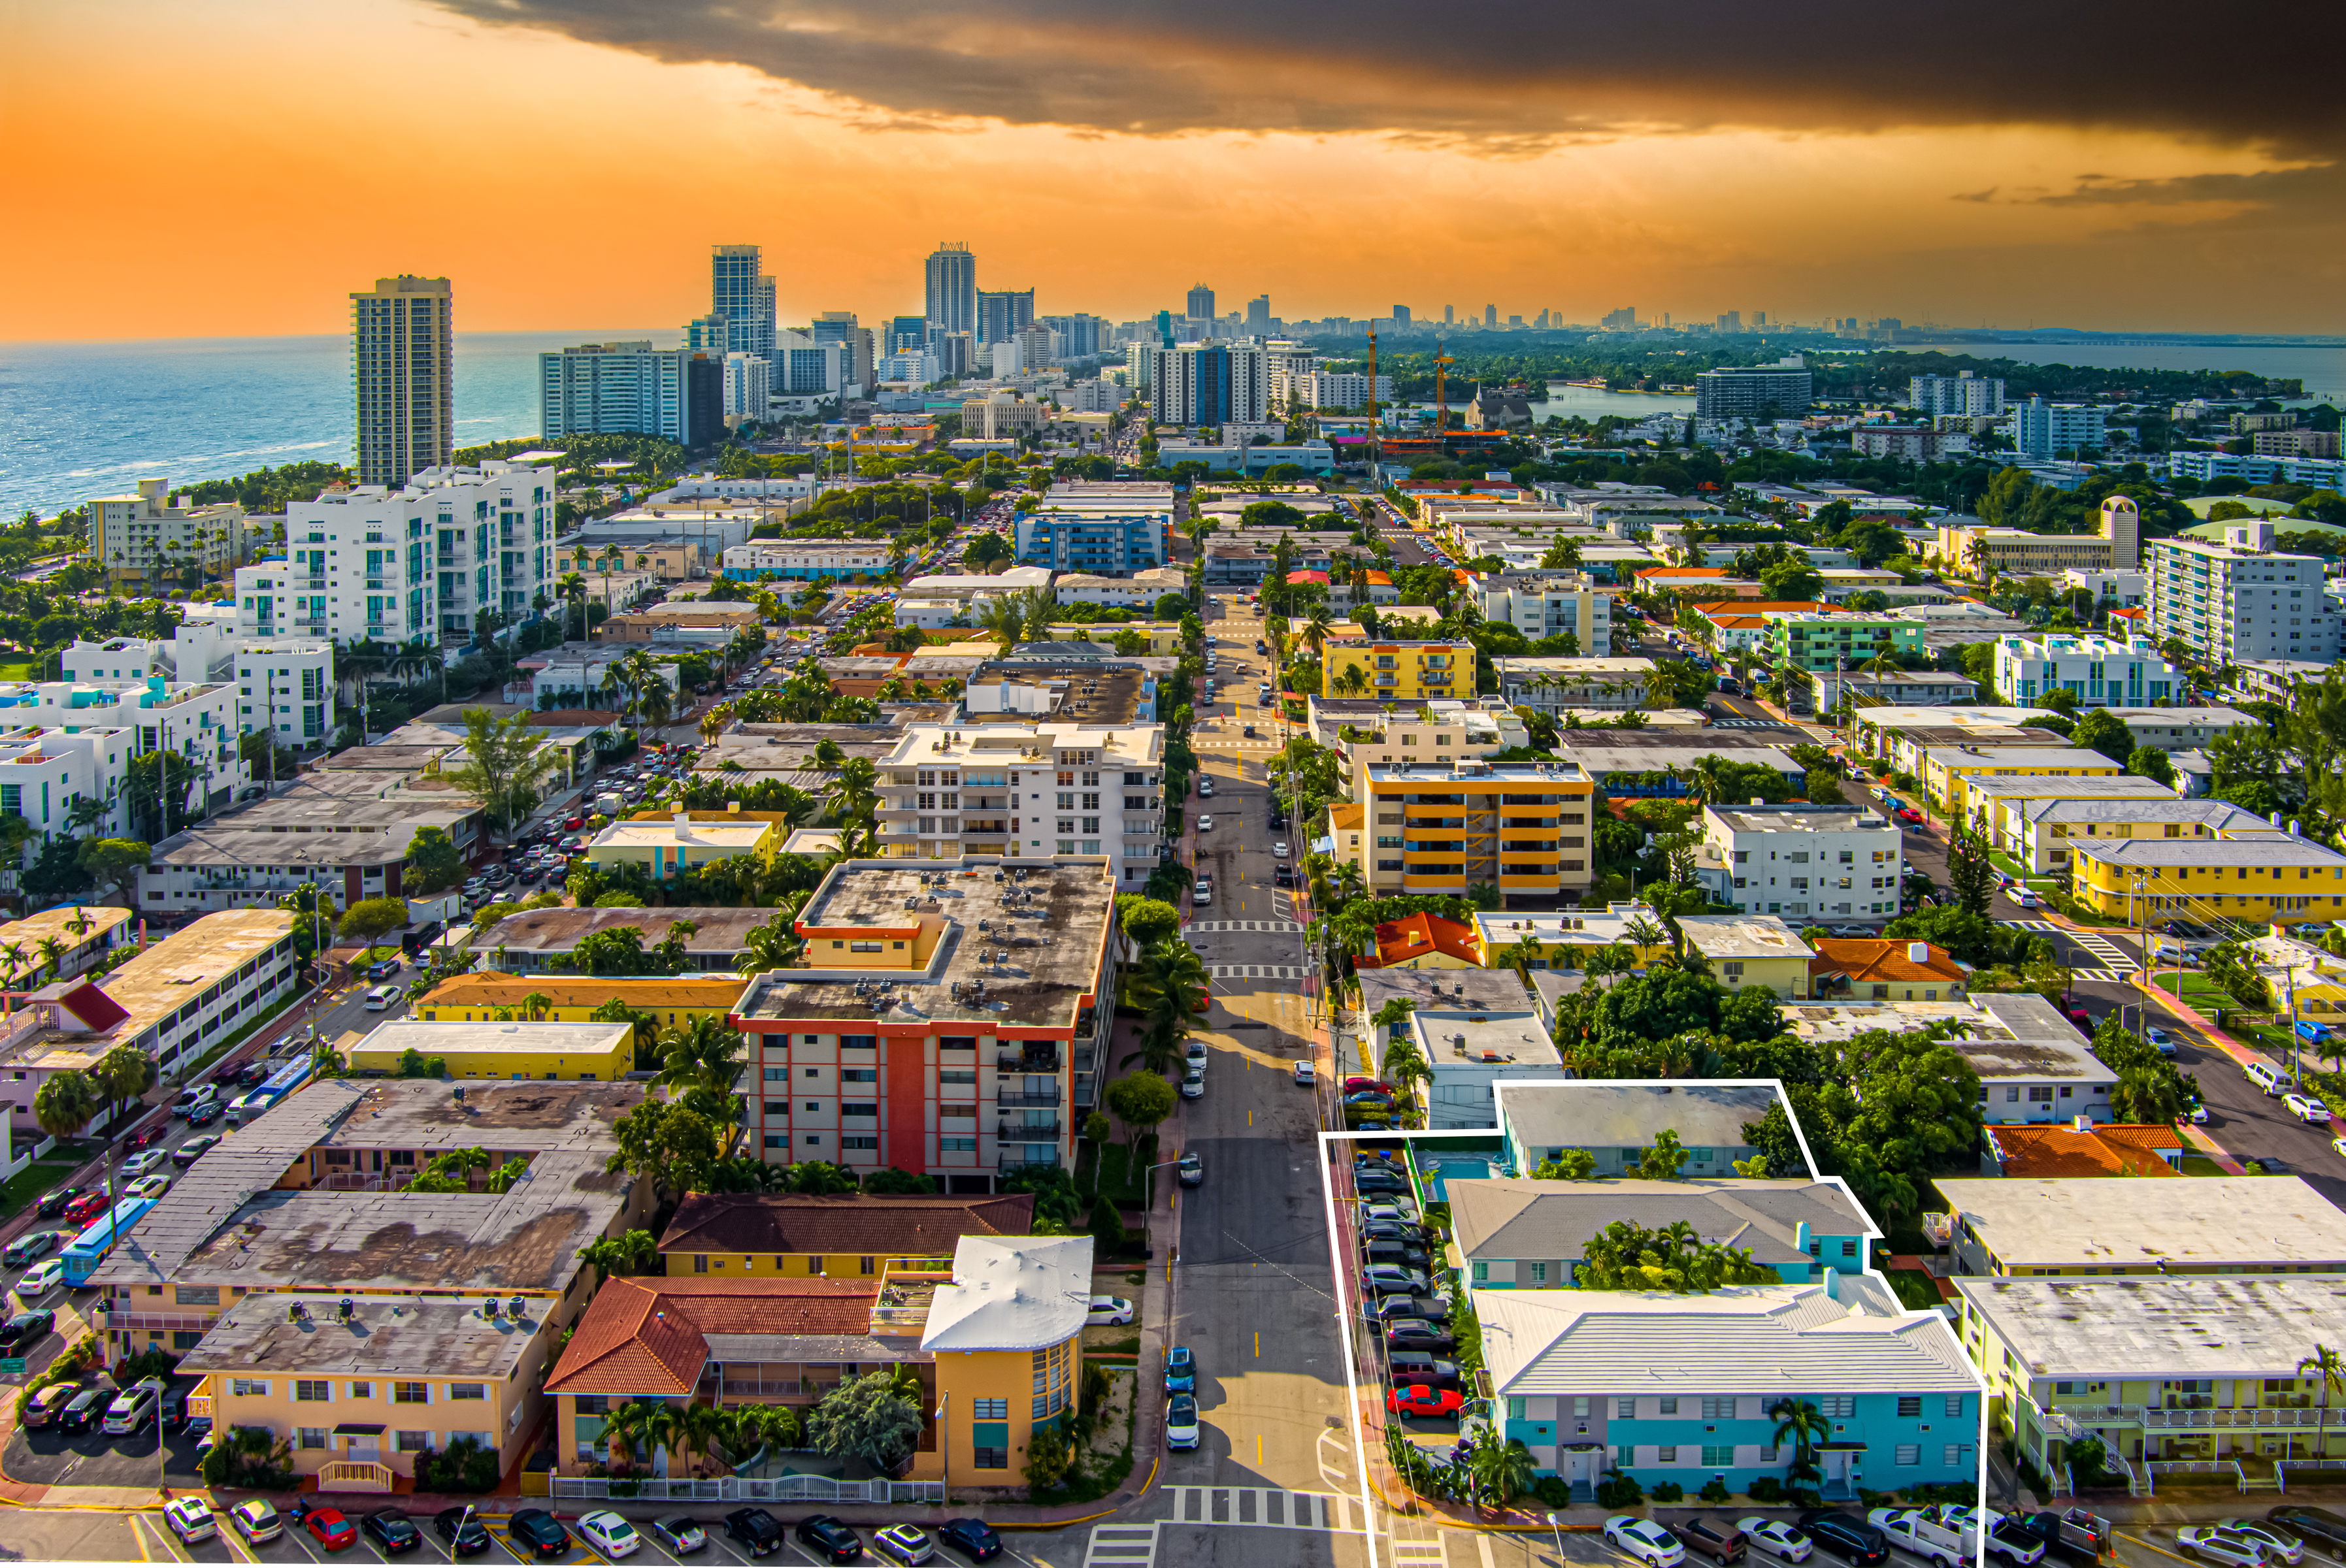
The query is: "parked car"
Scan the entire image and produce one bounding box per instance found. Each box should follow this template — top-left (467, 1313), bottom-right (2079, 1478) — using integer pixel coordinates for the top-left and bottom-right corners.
top-left (2176, 1527), bottom-right (2272, 1568)
top-left (1387, 1351), bottom-right (1461, 1389)
top-left (725, 1510), bottom-right (785, 1558)
top-left (1353, 1168), bottom-right (1410, 1196)
top-left (1178, 1151), bottom-right (1203, 1186)
top-left (1796, 1512), bottom-right (1890, 1566)
top-left (1387, 1383), bottom-right (1464, 1419)
top-left (876, 1524), bottom-right (936, 1565)
top-left (1293, 1060), bottom-right (1315, 1085)
top-left (164, 1497), bottom-right (218, 1544)
top-left (1606, 1518), bottom-right (1689, 1568)
top-left (2215, 1523), bottom-right (2305, 1566)
top-left (59, 1383), bottom-right (114, 1434)
top-left (1736, 1520), bottom-right (1813, 1561)
top-left (646, 1516), bottom-right (707, 1555)
top-left (1086, 1294), bottom-right (1134, 1326)
top-left (1166, 1392), bottom-right (1201, 1450)
top-left (363, 1509), bottom-right (425, 1556)
top-left (0, 1309), bottom-right (54, 1354)
top-left (101, 1376), bottom-right (165, 1435)
top-left (300, 1505), bottom-right (358, 1552)
top-left (1678, 1520), bottom-right (1749, 1565)
top-left (1384, 1318), bottom-right (1454, 1352)
top-left (232, 1501), bottom-right (284, 1544)
top-left (576, 1512), bottom-right (641, 1560)
top-left (506, 1509), bottom-right (570, 1558)
top-left (23, 1381), bottom-right (81, 1427)
top-left (796, 1516), bottom-right (865, 1563)
top-left (936, 1519), bottom-right (1002, 1561)
top-left (1361, 1264), bottom-right (1430, 1297)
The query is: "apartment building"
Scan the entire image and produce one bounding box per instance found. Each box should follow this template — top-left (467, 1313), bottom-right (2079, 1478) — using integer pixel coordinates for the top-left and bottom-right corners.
top-left (238, 461), bottom-right (555, 647)
top-left (729, 857), bottom-right (1119, 1181)
top-left (1961, 1272), bottom-right (2346, 1488)
top-left (2149, 522), bottom-right (2343, 664)
top-left (468, 906), bottom-right (772, 975)
top-left (1792, 992), bottom-right (2110, 1120)
top-left (1755, 612), bottom-right (1925, 674)
top-left (876, 723), bottom-right (1165, 890)
top-left (1493, 1082), bottom-right (1790, 1186)
top-left (1144, 343), bottom-right (1270, 425)
top-left (352, 275), bottom-right (454, 488)
top-left (1013, 505), bottom-right (1171, 574)
top-left (1910, 372), bottom-right (2006, 417)
top-left (1320, 640), bottom-right (1472, 701)
top-left (1921, 743), bottom-right (2125, 822)
top-left (1696, 804), bottom-right (1902, 921)
top-left (1676, 916), bottom-right (1817, 998)
top-left (1492, 657), bottom-right (1653, 711)
top-left (1693, 358), bottom-right (1813, 420)
top-left (584, 810), bottom-right (782, 880)
top-left (1939, 1175), bottom-right (2346, 1279)
top-left (2001, 795), bottom-right (2273, 876)
top-left (1273, 370), bottom-right (1392, 412)
top-left (653, 1192), bottom-right (1035, 1278)
top-left (1938, 496), bottom-right (2141, 580)
top-left (2066, 831), bottom-right (2346, 924)
top-left (88, 478), bottom-right (251, 589)
top-left (343, 1019), bottom-right (638, 1081)
top-left (1452, 1176), bottom-right (1874, 1290)
top-left (1474, 573), bottom-right (1613, 653)
top-left (1991, 631), bottom-right (2185, 708)
top-left (719, 540), bottom-right (893, 581)
top-left (1348, 753), bottom-right (1600, 907)
top-left (2014, 395), bottom-right (2106, 459)
top-left (1312, 697), bottom-right (1527, 767)
top-left (539, 342), bottom-right (723, 448)
top-left (0, 905), bottom-right (133, 992)
top-left (1050, 571), bottom-right (1186, 610)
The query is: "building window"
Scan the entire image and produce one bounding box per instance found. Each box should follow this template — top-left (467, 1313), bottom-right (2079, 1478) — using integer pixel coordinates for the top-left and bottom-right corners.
top-left (972, 1422), bottom-right (1010, 1471)
top-left (1617, 1399), bottom-right (1636, 1419)
top-left (1658, 1446), bottom-right (1679, 1463)
top-left (1659, 1397), bottom-right (1678, 1414)
top-left (1528, 1262), bottom-right (1547, 1284)
top-left (1472, 1262), bottom-right (1489, 1282)
top-left (295, 1380), bottom-right (331, 1403)
top-left (1702, 1445), bottom-right (1733, 1467)
top-left (393, 1382), bottom-right (429, 1405)
top-left (1945, 1395), bottom-right (1966, 1418)
top-left (1700, 1398), bottom-right (1734, 1420)
top-left (397, 1429), bottom-right (433, 1453)
top-left (1819, 1396), bottom-right (1856, 1418)
top-left (1896, 1444), bottom-right (1921, 1466)
top-left (298, 1428), bottom-right (330, 1450)
top-left (449, 1383), bottom-right (487, 1401)
top-left (1945, 1444), bottom-right (1964, 1467)
top-left (350, 1383), bottom-right (372, 1401)
top-left (1898, 1396), bottom-right (1922, 1417)
top-left (230, 1380), bottom-right (270, 1398)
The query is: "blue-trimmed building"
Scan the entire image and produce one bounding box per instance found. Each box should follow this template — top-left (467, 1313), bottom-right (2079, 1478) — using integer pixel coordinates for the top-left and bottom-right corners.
top-left (1447, 1177), bottom-right (1874, 1289)
top-left (1477, 1277), bottom-right (1981, 1502)
top-left (1012, 507), bottom-right (1169, 574)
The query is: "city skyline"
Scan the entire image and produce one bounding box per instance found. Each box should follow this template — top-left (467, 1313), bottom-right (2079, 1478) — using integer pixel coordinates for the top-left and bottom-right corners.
top-left (5, 1), bottom-right (2342, 342)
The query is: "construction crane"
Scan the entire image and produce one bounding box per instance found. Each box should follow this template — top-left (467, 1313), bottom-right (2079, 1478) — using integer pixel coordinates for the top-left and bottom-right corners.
top-left (1366, 327), bottom-right (1380, 474)
top-left (1433, 341), bottom-right (1455, 438)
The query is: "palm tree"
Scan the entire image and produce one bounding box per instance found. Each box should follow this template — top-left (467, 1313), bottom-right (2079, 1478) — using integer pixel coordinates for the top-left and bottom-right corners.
top-left (518, 991), bottom-right (553, 1022)
top-left (821, 757), bottom-right (882, 855)
top-left (1301, 606), bottom-right (1334, 662)
top-left (2301, 1345), bottom-right (2346, 1448)
top-left (1768, 1397), bottom-right (1830, 1487)
top-left (1332, 663), bottom-right (1369, 698)
top-left (699, 702), bottom-right (735, 746)
top-left (738, 907), bottom-right (806, 974)
top-left (559, 572), bottom-right (589, 642)
top-left (0, 939), bottom-right (27, 987)
top-left (1467, 1438), bottom-right (1538, 1517)
top-left (676, 1401), bottom-right (730, 1478)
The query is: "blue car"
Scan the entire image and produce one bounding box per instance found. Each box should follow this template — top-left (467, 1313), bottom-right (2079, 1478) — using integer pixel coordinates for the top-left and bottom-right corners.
top-left (1165, 1347), bottom-right (1195, 1394)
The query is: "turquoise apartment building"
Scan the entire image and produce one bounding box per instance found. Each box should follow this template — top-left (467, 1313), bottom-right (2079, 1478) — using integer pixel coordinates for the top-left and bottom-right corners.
top-left (1448, 1177), bottom-right (1874, 1288)
top-left (1478, 1277), bottom-right (1982, 1502)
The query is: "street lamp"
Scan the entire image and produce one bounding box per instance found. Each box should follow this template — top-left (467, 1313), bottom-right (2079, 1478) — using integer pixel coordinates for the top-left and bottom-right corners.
top-left (935, 1392), bottom-right (949, 1505)
top-left (1546, 1511), bottom-right (1567, 1567)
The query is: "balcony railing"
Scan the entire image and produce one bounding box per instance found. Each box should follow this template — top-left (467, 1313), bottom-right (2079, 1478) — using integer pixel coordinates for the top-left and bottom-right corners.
top-left (999, 1050), bottom-right (1061, 1072)
top-left (2145, 1406), bottom-right (2328, 1430)
top-left (997, 1092), bottom-right (1061, 1107)
top-left (1000, 1120), bottom-right (1065, 1139)
top-left (2038, 1403), bottom-right (2147, 1436)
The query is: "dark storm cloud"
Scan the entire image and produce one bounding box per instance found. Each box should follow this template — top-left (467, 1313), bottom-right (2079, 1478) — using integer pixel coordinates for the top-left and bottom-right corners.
top-left (428, 0), bottom-right (2345, 155)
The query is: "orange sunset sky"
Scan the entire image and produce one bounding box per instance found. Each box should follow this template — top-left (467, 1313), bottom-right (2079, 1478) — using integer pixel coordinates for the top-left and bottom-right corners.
top-left (3, 0), bottom-right (2342, 342)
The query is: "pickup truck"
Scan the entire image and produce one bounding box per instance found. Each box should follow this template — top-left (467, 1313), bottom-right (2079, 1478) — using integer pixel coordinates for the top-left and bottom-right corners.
top-left (1870, 1509), bottom-right (1972, 1568)
top-left (1676, 1519), bottom-right (1748, 1564)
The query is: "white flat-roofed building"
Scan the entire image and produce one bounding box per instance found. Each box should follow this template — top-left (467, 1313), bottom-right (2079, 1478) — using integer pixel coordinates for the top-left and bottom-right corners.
top-left (1696, 803), bottom-right (1902, 921)
top-left (720, 539), bottom-right (893, 581)
top-left (902, 568), bottom-right (1055, 602)
top-left (1493, 656), bottom-right (1653, 711)
top-left (1787, 991), bottom-right (2115, 1123)
top-left (878, 723), bottom-right (1165, 890)
top-left (1991, 631), bottom-right (2186, 708)
top-left (1474, 574), bottom-right (1613, 653)
top-left (2149, 524), bottom-right (2342, 665)
top-left (88, 477), bottom-right (251, 590)
top-left (1410, 1011), bottom-right (1566, 1130)
top-left (2003, 794), bottom-right (2277, 875)
top-left (1936, 1174), bottom-right (2346, 1278)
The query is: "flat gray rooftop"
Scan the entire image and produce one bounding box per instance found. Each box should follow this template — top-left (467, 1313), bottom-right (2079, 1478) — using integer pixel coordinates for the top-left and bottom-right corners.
top-left (1499, 1082), bottom-right (1785, 1156)
top-left (179, 1294), bottom-right (547, 1380)
top-left (1936, 1174), bottom-right (2346, 1267)
top-left (738, 859), bottom-right (1114, 1027)
top-left (1957, 1273), bottom-right (2346, 1378)
top-left (306, 1078), bottom-right (643, 1153)
top-left (474, 905), bottom-right (772, 957)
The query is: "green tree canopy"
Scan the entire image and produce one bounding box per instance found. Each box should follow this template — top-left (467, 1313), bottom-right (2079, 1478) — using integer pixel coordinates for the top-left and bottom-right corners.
top-left (442, 707), bottom-right (561, 837)
top-left (405, 826), bottom-right (465, 894)
top-left (337, 896), bottom-right (410, 945)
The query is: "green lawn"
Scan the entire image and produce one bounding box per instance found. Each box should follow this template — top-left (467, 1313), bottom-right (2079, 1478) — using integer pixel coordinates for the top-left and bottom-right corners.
top-left (0, 663), bottom-right (35, 682)
top-left (2179, 1154), bottom-right (2237, 1177)
top-left (1885, 1269), bottom-right (1944, 1311)
top-left (0, 1162), bottom-right (75, 1222)
top-left (1085, 1135), bottom-right (1159, 1208)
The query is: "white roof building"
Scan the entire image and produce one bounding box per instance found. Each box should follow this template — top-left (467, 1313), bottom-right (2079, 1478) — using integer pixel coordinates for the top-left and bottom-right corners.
top-left (919, 1234), bottom-right (1095, 1353)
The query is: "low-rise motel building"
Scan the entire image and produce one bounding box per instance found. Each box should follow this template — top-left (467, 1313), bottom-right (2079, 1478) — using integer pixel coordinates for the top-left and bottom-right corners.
top-left (1921, 743), bottom-right (2128, 823)
top-left (1933, 1175), bottom-right (2346, 1279)
top-left (2066, 830), bottom-right (2346, 924)
top-left (92, 1077), bottom-right (645, 1406)
top-left (1317, 639), bottom-right (1472, 701)
top-left (731, 855), bottom-right (1118, 1186)
top-left (544, 1233), bottom-right (1093, 1486)
top-left (1957, 1273), bottom-right (2346, 1481)
top-left (341, 1019), bottom-right (637, 1081)
top-left (414, 973), bottom-right (748, 1032)
top-left (0, 907), bottom-right (298, 1143)
top-left (655, 1191), bottom-right (1038, 1277)
top-left (0, 903), bottom-right (135, 990)
top-left (1346, 753), bottom-right (1599, 908)
top-left (584, 808), bottom-right (785, 879)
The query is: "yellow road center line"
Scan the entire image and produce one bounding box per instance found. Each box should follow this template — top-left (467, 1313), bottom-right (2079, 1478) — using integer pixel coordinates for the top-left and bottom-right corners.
top-left (1255, 1331), bottom-right (1261, 1358)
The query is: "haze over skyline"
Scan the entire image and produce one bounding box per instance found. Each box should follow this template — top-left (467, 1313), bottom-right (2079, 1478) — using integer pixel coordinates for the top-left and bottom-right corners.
top-left (4, 0), bottom-right (2342, 342)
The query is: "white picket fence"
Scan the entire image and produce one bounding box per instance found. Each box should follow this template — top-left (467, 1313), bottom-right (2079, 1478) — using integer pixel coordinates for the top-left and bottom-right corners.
top-left (553, 1475), bottom-right (944, 1505)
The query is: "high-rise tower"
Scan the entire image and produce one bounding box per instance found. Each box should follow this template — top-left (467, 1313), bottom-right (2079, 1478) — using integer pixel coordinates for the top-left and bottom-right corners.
top-left (350, 274), bottom-right (454, 489)
top-left (925, 243), bottom-right (978, 337)
top-left (711, 244), bottom-right (776, 361)
top-left (1186, 283), bottom-right (1216, 321)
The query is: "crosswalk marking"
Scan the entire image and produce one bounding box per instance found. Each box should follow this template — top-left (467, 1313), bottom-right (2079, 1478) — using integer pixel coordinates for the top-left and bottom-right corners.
top-left (2068, 929), bottom-right (2139, 972)
top-left (1083, 1522), bottom-right (1159, 1568)
top-left (1163, 1486), bottom-right (1351, 1531)
top-left (1187, 920), bottom-right (1305, 934)
top-left (1210, 964), bottom-right (1306, 979)
top-left (2001, 919), bottom-right (2060, 932)
top-left (1711, 717), bottom-right (1793, 728)
top-left (2000, 919), bottom-right (2139, 974)
top-left (2070, 967), bottom-right (2126, 984)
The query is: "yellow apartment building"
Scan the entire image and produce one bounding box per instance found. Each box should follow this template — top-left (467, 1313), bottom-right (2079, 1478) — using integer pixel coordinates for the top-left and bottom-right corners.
top-left (585, 809), bottom-right (784, 879)
top-left (2004, 796), bottom-right (2279, 876)
top-left (182, 1294), bottom-right (555, 1491)
top-left (413, 973), bottom-right (747, 1030)
top-left (2066, 835), bottom-right (2346, 924)
top-left (1349, 754), bottom-right (1599, 907)
top-left (342, 1019), bottom-right (636, 1081)
top-left (1921, 744), bottom-right (2125, 825)
top-left (655, 1192), bottom-right (1040, 1279)
top-left (542, 1233), bottom-right (1091, 1487)
top-left (1319, 640), bottom-right (1471, 701)
top-left (1674, 915), bottom-right (1818, 998)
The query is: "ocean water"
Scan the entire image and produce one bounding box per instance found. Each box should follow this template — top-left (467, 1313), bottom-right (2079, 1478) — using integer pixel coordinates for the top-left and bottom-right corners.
top-left (1899, 341), bottom-right (2346, 403)
top-left (0, 329), bottom-right (670, 519)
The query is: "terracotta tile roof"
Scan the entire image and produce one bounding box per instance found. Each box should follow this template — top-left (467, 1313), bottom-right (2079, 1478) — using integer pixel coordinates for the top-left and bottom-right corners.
top-left (1359, 911), bottom-right (1480, 969)
top-left (416, 972), bottom-right (751, 1015)
top-left (1693, 600), bottom-right (1843, 616)
top-left (655, 1192), bottom-right (1038, 1258)
top-left (1327, 803), bottom-right (1366, 831)
top-left (544, 1276), bottom-right (880, 1397)
top-left (1808, 938), bottom-right (1966, 987)
top-left (1988, 1122), bottom-right (2185, 1179)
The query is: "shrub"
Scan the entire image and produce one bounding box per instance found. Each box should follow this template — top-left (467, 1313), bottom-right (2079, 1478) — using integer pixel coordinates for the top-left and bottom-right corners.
top-left (201, 1426), bottom-right (297, 1490)
top-left (1699, 1478), bottom-right (1730, 1503)
top-left (1650, 1480), bottom-right (1685, 1502)
top-left (1747, 1477), bottom-right (1785, 1503)
top-left (415, 1435), bottom-right (501, 1493)
top-left (1595, 1471), bottom-right (1644, 1509)
top-left (1533, 1477), bottom-right (1572, 1509)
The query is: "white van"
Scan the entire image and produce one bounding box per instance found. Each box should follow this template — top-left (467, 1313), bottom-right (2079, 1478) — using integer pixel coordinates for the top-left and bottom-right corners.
top-left (2245, 1059), bottom-right (2293, 1096)
top-left (363, 984), bottom-right (404, 1012)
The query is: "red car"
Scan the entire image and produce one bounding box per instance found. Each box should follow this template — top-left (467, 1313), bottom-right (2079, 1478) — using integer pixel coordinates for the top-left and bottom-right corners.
top-left (306, 1508), bottom-right (358, 1552)
top-left (1388, 1384), bottom-right (1464, 1419)
top-left (61, 1190), bottom-right (110, 1226)
top-left (1894, 808), bottom-right (1923, 825)
top-left (1344, 1078), bottom-right (1398, 1097)
top-left (563, 815), bottom-right (585, 830)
